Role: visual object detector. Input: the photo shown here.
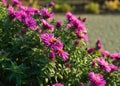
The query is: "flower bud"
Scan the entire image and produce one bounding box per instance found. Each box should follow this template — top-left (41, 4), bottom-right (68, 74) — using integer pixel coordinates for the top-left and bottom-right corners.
top-left (21, 28), bottom-right (27, 34)
top-left (88, 48), bottom-right (94, 54)
top-left (49, 51), bottom-right (55, 60)
top-left (49, 1), bottom-right (55, 7)
top-left (56, 20), bottom-right (62, 28)
top-left (65, 62), bottom-right (71, 68)
top-left (82, 18), bottom-right (87, 22)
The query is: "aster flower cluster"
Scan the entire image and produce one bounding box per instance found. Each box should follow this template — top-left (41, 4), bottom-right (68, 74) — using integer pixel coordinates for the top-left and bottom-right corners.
top-left (100, 48), bottom-right (120, 59)
top-left (96, 39), bottom-right (103, 50)
top-left (2, 0), bottom-right (21, 6)
top-left (86, 40), bottom-right (120, 85)
top-left (3, 0), bottom-right (68, 61)
top-left (66, 12), bottom-right (88, 41)
top-left (86, 39), bottom-right (120, 85)
top-left (87, 39), bottom-right (119, 72)
top-left (12, 0), bottom-right (22, 6)
top-left (110, 53), bottom-right (120, 59)
top-left (88, 72), bottom-right (106, 86)
top-left (6, 2), bottom-right (51, 31)
top-left (95, 39), bottom-right (120, 60)
top-left (56, 20), bottom-right (62, 28)
top-left (88, 38), bottom-right (120, 63)
top-left (40, 33), bottom-right (69, 61)
top-left (7, 1), bottom-right (38, 30)
top-left (87, 39), bottom-right (102, 54)
top-left (97, 57), bottom-right (119, 72)
top-left (40, 19), bottom-right (54, 31)
top-left (2, 0), bottom-right (7, 6)
top-left (40, 7), bottom-right (54, 19)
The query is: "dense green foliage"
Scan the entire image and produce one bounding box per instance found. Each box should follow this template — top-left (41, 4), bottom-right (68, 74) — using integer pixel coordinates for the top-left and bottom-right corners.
top-left (54, 3), bottom-right (73, 13)
top-left (84, 2), bottom-right (100, 14)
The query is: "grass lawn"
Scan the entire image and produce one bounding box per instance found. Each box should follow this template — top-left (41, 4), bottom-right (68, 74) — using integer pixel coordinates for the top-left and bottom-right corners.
top-left (55, 14), bottom-right (120, 52)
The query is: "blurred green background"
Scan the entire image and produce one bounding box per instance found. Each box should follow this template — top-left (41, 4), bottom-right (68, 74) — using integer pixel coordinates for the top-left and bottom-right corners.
top-left (20, 0), bottom-right (120, 52)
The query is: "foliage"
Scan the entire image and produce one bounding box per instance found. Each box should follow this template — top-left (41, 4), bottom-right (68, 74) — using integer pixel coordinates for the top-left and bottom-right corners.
top-left (84, 2), bottom-right (100, 14)
top-left (104, 0), bottom-right (120, 11)
top-left (91, 0), bottom-right (106, 5)
top-left (0, 1), bottom-right (120, 86)
top-left (54, 3), bottom-right (73, 13)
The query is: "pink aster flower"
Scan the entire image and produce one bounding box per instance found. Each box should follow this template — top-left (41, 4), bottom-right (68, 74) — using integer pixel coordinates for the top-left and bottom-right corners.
top-left (82, 18), bottom-right (87, 22)
top-left (41, 19), bottom-right (54, 31)
top-left (40, 33), bottom-right (69, 61)
top-left (49, 1), bottom-right (55, 7)
top-left (8, 5), bottom-right (37, 30)
top-left (100, 49), bottom-right (110, 57)
top-left (97, 57), bottom-right (111, 72)
top-left (67, 23), bottom-right (74, 29)
top-left (77, 22), bottom-right (86, 31)
top-left (40, 8), bottom-right (54, 19)
top-left (53, 83), bottom-right (64, 86)
top-left (66, 12), bottom-right (73, 21)
top-left (2, 0), bottom-right (7, 6)
top-left (71, 19), bottom-right (86, 31)
top-left (11, 0), bottom-right (22, 6)
top-left (109, 64), bottom-right (119, 71)
top-left (70, 18), bottom-right (80, 28)
top-left (66, 12), bottom-right (88, 41)
top-left (23, 16), bottom-right (37, 30)
top-left (76, 28), bottom-right (88, 41)
top-left (49, 51), bottom-right (55, 61)
top-left (110, 53), bottom-right (120, 59)
top-left (40, 33), bottom-right (63, 49)
top-left (8, 5), bottom-right (16, 19)
top-left (88, 72), bottom-right (106, 86)
top-left (51, 42), bottom-right (63, 50)
top-left (40, 33), bottom-right (55, 46)
top-left (87, 48), bottom-right (95, 54)
top-left (92, 61), bottom-right (96, 67)
top-left (66, 12), bottom-right (86, 30)
top-left (96, 39), bottom-right (103, 50)
top-left (14, 9), bottom-right (27, 21)
top-left (19, 6), bottom-right (39, 16)
top-left (56, 49), bottom-right (69, 61)
top-left (56, 20), bottom-right (62, 28)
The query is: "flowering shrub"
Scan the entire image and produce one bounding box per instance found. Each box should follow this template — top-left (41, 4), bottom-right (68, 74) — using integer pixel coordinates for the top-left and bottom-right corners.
top-left (0, 0), bottom-right (120, 86)
top-left (84, 2), bottom-right (100, 14)
top-left (104, 0), bottom-right (120, 11)
top-left (54, 3), bottom-right (73, 13)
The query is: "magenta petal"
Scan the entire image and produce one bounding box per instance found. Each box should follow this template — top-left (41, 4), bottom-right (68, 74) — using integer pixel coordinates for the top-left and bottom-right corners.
top-left (88, 72), bottom-right (106, 86)
top-left (53, 83), bottom-right (64, 86)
